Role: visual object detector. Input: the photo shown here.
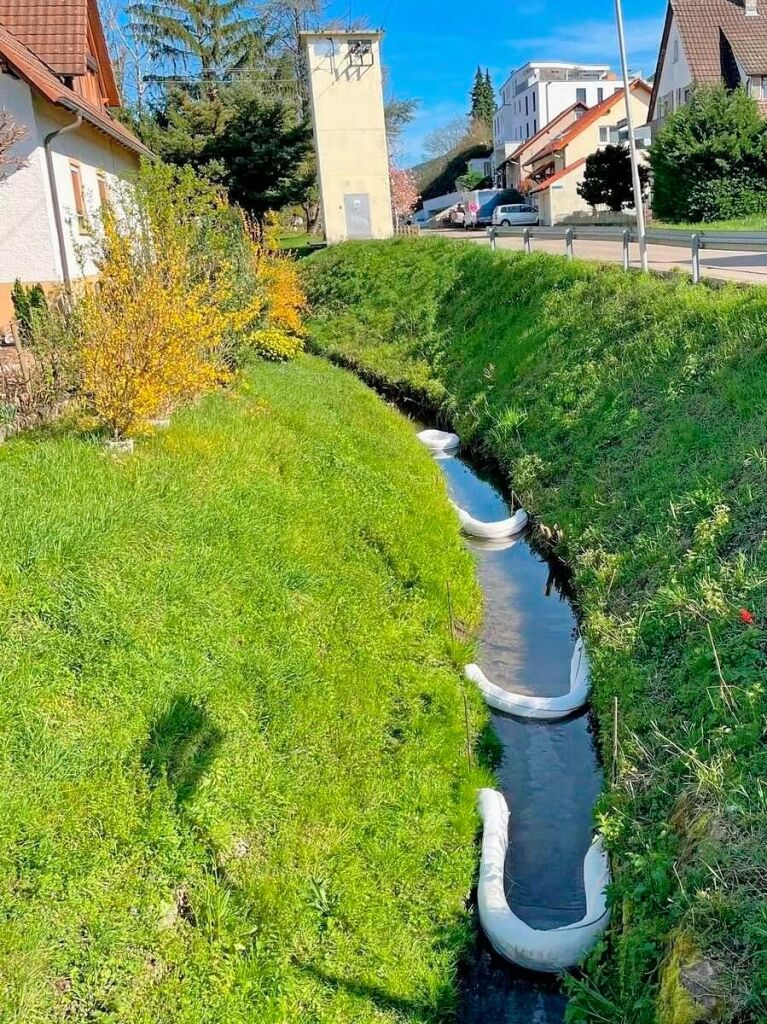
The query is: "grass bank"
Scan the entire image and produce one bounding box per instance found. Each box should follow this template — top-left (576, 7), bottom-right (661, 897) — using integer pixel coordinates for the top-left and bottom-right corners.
top-left (0, 354), bottom-right (484, 1023)
top-left (303, 238), bottom-right (767, 1023)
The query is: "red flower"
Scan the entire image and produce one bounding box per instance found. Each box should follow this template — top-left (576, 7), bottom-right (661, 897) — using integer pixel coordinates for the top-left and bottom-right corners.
top-left (739, 608), bottom-right (755, 625)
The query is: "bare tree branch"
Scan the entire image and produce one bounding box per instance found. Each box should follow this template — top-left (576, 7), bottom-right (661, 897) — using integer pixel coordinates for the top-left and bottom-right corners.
top-left (0, 109), bottom-right (28, 181)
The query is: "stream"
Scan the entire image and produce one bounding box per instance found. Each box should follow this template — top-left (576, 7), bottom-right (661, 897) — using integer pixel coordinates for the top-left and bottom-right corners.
top-left (427, 438), bottom-right (604, 1023)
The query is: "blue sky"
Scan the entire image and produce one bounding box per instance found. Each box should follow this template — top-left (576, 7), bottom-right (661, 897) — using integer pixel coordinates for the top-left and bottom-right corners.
top-left (328, 0), bottom-right (668, 164)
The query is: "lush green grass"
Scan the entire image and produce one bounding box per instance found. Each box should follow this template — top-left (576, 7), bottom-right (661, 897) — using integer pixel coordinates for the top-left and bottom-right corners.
top-left (651, 214), bottom-right (767, 233)
top-left (303, 238), bottom-right (767, 1023)
top-left (0, 354), bottom-right (485, 1023)
top-left (276, 232), bottom-right (326, 258)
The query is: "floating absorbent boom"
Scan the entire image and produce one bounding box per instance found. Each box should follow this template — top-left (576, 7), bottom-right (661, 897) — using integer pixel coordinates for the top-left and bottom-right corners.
top-left (452, 502), bottom-right (528, 541)
top-left (477, 788), bottom-right (610, 972)
top-left (416, 428), bottom-right (460, 454)
top-left (465, 636), bottom-right (591, 720)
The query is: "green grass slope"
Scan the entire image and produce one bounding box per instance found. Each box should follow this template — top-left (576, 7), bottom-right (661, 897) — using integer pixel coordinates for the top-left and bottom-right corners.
top-left (304, 238), bottom-right (767, 1023)
top-left (0, 355), bottom-right (484, 1024)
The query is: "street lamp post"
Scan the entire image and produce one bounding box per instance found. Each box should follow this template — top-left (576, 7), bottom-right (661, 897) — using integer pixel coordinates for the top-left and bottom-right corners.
top-left (614, 0), bottom-right (648, 271)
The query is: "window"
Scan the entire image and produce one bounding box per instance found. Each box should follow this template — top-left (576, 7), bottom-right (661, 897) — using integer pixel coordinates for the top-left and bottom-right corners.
top-left (526, 122), bottom-right (529, 137)
top-left (533, 118), bottom-right (537, 133)
top-left (525, 95), bottom-right (529, 115)
top-left (598, 125), bottom-right (609, 143)
top-left (532, 92), bottom-right (536, 112)
top-left (576, 87), bottom-right (587, 103)
top-left (673, 38), bottom-right (679, 63)
top-left (69, 161), bottom-right (89, 233)
top-left (597, 87), bottom-right (604, 102)
top-left (97, 170), bottom-right (109, 207)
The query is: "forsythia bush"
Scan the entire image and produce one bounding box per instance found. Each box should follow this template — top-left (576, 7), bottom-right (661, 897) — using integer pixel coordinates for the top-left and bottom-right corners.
top-left (77, 163), bottom-right (306, 438)
top-left (80, 217), bottom-right (225, 438)
top-left (245, 250), bottom-right (306, 360)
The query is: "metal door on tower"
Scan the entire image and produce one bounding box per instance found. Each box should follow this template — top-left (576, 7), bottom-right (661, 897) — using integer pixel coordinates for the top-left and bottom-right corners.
top-left (343, 193), bottom-right (372, 238)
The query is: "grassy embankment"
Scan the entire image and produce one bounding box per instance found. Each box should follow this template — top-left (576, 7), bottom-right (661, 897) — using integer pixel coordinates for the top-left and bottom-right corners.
top-left (304, 238), bottom-right (767, 1024)
top-left (0, 355), bottom-right (485, 1023)
top-left (652, 215), bottom-right (767, 233)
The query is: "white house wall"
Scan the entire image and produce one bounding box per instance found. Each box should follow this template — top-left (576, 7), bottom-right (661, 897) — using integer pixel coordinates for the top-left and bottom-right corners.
top-left (0, 74), bottom-right (61, 317)
top-left (32, 98), bottom-right (138, 281)
top-left (0, 72), bottom-right (140, 328)
top-left (654, 15), bottom-right (692, 115)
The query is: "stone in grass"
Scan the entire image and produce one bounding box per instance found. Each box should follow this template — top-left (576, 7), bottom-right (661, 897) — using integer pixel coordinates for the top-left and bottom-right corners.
top-left (104, 437), bottom-right (135, 455)
top-left (659, 932), bottom-right (726, 1023)
top-left (148, 417), bottom-right (172, 430)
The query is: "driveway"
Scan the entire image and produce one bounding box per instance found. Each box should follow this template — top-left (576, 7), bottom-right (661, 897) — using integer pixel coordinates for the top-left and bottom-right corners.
top-left (430, 228), bottom-right (767, 286)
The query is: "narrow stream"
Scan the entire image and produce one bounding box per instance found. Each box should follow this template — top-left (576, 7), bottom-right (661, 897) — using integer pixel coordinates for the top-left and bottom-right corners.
top-left (428, 441), bottom-right (603, 1022)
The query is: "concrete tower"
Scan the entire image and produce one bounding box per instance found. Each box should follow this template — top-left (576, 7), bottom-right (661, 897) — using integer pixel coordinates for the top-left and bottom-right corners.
top-left (301, 31), bottom-right (393, 243)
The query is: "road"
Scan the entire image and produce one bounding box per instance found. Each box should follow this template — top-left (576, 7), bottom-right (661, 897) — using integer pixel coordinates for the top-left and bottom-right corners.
top-left (430, 228), bottom-right (767, 286)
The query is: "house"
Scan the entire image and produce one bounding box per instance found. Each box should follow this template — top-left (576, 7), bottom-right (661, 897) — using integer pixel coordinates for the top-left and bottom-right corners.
top-left (495, 101), bottom-right (587, 190)
top-left (0, 0), bottom-right (150, 330)
top-left (649, 0), bottom-right (767, 127)
top-left (492, 61), bottom-right (619, 174)
top-left (525, 79), bottom-right (651, 225)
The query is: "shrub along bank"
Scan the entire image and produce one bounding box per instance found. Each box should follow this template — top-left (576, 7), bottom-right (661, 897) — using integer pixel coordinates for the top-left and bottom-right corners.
top-left (0, 355), bottom-right (484, 1023)
top-left (304, 238), bottom-right (767, 1023)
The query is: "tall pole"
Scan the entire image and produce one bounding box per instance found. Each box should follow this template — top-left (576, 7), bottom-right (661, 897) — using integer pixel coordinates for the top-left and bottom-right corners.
top-left (614, 0), bottom-right (648, 271)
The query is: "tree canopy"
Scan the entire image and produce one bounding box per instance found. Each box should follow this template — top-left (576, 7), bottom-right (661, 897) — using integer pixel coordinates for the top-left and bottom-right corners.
top-left (469, 67), bottom-right (495, 127)
top-left (649, 84), bottom-right (767, 221)
top-left (576, 144), bottom-right (649, 212)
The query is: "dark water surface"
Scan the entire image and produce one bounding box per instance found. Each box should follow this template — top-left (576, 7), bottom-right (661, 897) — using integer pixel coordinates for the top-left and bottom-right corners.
top-left (433, 448), bottom-right (603, 1023)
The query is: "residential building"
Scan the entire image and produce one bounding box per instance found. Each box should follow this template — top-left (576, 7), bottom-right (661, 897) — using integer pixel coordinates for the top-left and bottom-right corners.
top-left (495, 101), bottom-right (587, 190)
top-left (0, 0), bottom-right (150, 330)
top-left (525, 80), bottom-right (651, 225)
top-left (649, 0), bottom-right (767, 126)
top-left (301, 31), bottom-right (392, 244)
top-left (492, 61), bottom-right (619, 172)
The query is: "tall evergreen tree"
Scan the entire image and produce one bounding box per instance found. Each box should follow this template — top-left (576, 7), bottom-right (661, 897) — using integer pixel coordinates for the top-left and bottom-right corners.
top-left (127, 0), bottom-right (268, 80)
top-left (469, 67), bottom-right (495, 127)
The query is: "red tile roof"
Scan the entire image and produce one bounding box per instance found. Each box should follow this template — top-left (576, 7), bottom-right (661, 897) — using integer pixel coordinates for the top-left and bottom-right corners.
top-left (525, 79), bottom-right (651, 165)
top-left (498, 101), bottom-right (588, 170)
top-left (0, 23), bottom-right (151, 157)
top-left (529, 157), bottom-right (587, 194)
top-left (0, 0), bottom-right (87, 76)
top-left (650, 0), bottom-right (767, 119)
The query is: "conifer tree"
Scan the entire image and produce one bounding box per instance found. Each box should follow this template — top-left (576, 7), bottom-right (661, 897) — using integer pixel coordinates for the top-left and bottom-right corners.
top-left (469, 67), bottom-right (495, 127)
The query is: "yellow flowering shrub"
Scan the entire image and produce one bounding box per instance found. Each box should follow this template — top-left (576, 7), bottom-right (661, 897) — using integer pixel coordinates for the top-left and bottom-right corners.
top-left (238, 245), bottom-right (306, 361)
top-left (77, 164), bottom-right (307, 438)
top-left (79, 176), bottom-right (230, 438)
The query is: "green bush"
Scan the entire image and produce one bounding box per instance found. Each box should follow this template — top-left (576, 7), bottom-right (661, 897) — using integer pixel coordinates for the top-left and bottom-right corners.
top-left (649, 84), bottom-right (767, 222)
top-left (10, 278), bottom-right (47, 339)
top-left (687, 172), bottom-right (767, 222)
top-left (304, 237), bottom-right (767, 1023)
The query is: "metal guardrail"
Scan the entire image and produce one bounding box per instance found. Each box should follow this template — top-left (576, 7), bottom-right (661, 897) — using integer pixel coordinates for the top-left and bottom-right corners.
top-left (486, 225), bottom-right (767, 283)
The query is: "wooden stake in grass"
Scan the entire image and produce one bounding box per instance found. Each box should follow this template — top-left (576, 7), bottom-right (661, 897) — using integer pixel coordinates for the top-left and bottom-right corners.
top-left (707, 622), bottom-right (735, 714)
top-left (463, 689), bottom-right (473, 769)
top-left (613, 696), bottom-right (619, 785)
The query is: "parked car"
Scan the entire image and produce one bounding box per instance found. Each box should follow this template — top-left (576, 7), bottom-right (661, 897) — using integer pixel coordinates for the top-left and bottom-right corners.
top-left (408, 209), bottom-right (430, 227)
top-left (492, 203), bottom-right (539, 227)
top-left (462, 189), bottom-right (507, 229)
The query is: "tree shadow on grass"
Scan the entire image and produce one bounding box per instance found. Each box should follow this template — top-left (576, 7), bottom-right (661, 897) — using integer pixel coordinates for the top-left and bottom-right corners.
top-left (300, 963), bottom-right (441, 1019)
top-left (142, 695), bottom-right (223, 807)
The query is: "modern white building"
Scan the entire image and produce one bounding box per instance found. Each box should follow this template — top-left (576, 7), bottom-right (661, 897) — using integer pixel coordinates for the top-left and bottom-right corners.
top-left (492, 61), bottom-right (620, 172)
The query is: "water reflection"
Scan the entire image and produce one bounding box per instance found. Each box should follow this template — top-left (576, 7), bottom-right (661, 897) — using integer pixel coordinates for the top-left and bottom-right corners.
top-left (431, 445), bottom-right (603, 1024)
